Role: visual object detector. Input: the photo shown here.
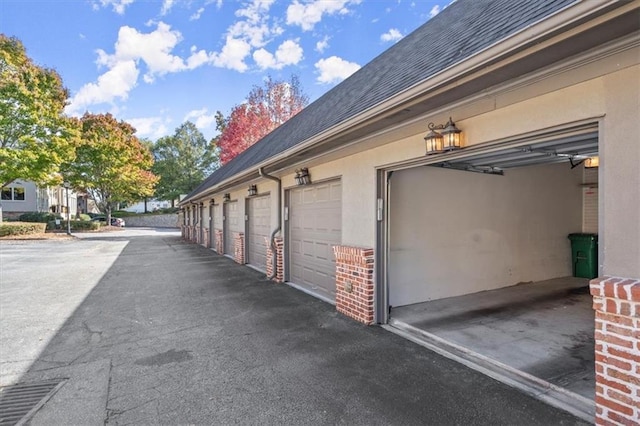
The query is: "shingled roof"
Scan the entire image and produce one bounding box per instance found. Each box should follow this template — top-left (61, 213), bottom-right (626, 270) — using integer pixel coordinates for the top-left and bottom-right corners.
top-left (184, 0), bottom-right (576, 201)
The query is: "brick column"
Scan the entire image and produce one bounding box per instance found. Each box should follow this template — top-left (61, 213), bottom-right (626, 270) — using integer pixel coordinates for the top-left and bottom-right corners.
top-left (590, 276), bottom-right (640, 425)
top-left (233, 232), bottom-right (245, 264)
top-left (333, 246), bottom-right (375, 325)
top-left (265, 237), bottom-right (284, 282)
top-left (215, 229), bottom-right (223, 254)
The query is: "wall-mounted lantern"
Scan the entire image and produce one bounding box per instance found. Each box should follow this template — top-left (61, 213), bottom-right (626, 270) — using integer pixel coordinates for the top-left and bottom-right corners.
top-left (295, 168), bottom-right (311, 186)
top-left (424, 117), bottom-right (463, 155)
top-left (247, 185), bottom-right (257, 197)
top-left (223, 193), bottom-right (231, 202)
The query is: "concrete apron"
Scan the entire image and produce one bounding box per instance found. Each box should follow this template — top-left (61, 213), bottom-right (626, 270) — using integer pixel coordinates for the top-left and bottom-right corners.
top-left (385, 277), bottom-right (594, 423)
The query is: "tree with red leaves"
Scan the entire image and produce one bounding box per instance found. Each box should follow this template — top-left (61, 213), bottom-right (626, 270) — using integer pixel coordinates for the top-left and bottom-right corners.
top-left (217, 75), bottom-right (308, 165)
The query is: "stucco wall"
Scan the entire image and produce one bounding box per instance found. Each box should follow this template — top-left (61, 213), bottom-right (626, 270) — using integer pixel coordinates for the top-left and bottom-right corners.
top-left (123, 214), bottom-right (179, 228)
top-left (190, 48), bottom-right (639, 281)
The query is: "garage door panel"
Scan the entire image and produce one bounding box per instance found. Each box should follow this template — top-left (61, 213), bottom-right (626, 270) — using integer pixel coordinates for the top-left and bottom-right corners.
top-left (248, 194), bottom-right (270, 271)
top-left (289, 180), bottom-right (342, 301)
top-left (223, 201), bottom-right (239, 255)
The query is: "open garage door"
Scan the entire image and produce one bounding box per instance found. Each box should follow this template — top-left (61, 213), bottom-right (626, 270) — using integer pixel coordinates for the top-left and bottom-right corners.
top-left (223, 201), bottom-right (239, 256)
top-left (385, 126), bottom-right (599, 405)
top-left (247, 194), bottom-right (271, 272)
top-left (288, 180), bottom-right (342, 302)
top-left (388, 128), bottom-right (598, 307)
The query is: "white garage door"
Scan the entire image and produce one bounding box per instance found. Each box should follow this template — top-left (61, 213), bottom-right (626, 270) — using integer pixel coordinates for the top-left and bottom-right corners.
top-left (288, 180), bottom-right (341, 301)
top-left (224, 201), bottom-right (238, 255)
top-left (248, 194), bottom-right (271, 271)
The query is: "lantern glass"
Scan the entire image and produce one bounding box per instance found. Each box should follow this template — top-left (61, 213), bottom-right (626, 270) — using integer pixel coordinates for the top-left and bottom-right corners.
top-left (424, 130), bottom-right (443, 154)
top-left (441, 119), bottom-right (462, 151)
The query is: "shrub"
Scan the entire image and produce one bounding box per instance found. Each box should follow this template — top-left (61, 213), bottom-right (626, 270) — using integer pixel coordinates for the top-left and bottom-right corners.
top-left (70, 220), bottom-right (100, 231)
top-left (18, 211), bottom-right (61, 223)
top-left (79, 214), bottom-right (91, 221)
top-left (0, 222), bottom-right (47, 237)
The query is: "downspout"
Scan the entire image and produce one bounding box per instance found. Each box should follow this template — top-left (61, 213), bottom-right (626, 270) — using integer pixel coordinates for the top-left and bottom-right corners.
top-left (191, 202), bottom-right (199, 238)
top-left (259, 167), bottom-right (281, 280)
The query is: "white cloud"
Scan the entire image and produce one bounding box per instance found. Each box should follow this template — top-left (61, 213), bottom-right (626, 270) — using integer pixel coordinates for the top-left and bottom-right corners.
top-left (128, 116), bottom-right (170, 139)
top-left (66, 60), bottom-right (139, 115)
top-left (315, 56), bottom-right (360, 84)
top-left (187, 47), bottom-right (210, 68)
top-left (190, 7), bottom-right (205, 20)
top-left (286, 0), bottom-right (359, 31)
top-left (93, 0), bottom-right (134, 15)
top-left (253, 39), bottom-right (303, 70)
top-left (209, 0), bottom-right (283, 72)
top-left (184, 108), bottom-right (217, 130)
top-left (160, 0), bottom-right (175, 15)
top-left (380, 28), bottom-right (402, 42)
top-left (67, 22), bottom-right (208, 115)
top-left (429, 5), bottom-right (441, 18)
top-left (210, 36), bottom-right (252, 72)
top-left (315, 36), bottom-right (329, 53)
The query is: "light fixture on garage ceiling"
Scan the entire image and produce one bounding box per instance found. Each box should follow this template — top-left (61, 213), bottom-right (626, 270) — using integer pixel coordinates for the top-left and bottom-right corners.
top-left (295, 168), bottom-right (311, 185)
top-left (223, 193), bottom-right (231, 202)
top-left (584, 156), bottom-right (599, 168)
top-left (521, 146), bottom-right (599, 169)
top-left (247, 185), bottom-right (257, 197)
top-left (424, 117), bottom-right (463, 155)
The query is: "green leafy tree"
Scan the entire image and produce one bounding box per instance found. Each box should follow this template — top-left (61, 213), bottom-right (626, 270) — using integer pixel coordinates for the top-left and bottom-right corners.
top-left (64, 113), bottom-right (158, 224)
top-left (0, 35), bottom-right (79, 221)
top-left (152, 121), bottom-right (219, 205)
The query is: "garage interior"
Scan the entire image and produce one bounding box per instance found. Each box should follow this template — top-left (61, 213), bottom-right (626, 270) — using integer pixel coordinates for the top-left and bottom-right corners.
top-left (386, 130), bottom-right (599, 413)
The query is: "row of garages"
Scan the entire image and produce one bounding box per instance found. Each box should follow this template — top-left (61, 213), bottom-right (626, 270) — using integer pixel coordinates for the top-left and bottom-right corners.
top-left (183, 128), bottom-right (599, 311)
top-left (179, 1), bottom-right (639, 422)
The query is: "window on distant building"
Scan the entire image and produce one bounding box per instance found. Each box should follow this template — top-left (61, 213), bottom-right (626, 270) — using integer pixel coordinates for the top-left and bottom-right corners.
top-left (1, 187), bottom-right (11, 200)
top-left (1, 185), bottom-right (26, 201)
top-left (14, 187), bottom-right (25, 200)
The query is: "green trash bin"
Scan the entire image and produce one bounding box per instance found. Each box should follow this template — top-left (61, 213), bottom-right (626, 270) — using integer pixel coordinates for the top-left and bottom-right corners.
top-left (568, 233), bottom-right (598, 279)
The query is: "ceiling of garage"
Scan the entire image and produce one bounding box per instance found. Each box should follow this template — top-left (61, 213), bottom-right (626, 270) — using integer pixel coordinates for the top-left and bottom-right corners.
top-left (429, 130), bottom-right (599, 175)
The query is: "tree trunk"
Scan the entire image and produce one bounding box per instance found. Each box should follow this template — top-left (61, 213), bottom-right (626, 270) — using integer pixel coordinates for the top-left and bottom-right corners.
top-left (144, 197), bottom-right (148, 213)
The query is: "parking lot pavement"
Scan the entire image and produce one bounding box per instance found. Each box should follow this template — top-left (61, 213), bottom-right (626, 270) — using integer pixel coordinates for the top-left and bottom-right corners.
top-left (1, 229), bottom-right (587, 425)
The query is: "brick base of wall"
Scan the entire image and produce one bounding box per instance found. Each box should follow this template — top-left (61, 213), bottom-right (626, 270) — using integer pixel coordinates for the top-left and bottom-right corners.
top-left (233, 232), bottom-right (245, 264)
top-left (590, 276), bottom-right (640, 425)
top-left (203, 227), bottom-right (210, 247)
top-left (184, 225), bottom-right (194, 242)
top-left (265, 237), bottom-right (284, 282)
top-left (333, 246), bottom-right (375, 325)
top-left (214, 229), bottom-right (223, 254)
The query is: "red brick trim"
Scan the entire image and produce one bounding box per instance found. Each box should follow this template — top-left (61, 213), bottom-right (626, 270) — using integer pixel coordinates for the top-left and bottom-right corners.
top-left (214, 229), bottom-right (223, 254)
top-left (203, 227), bottom-right (210, 248)
top-left (333, 245), bottom-right (375, 325)
top-left (233, 232), bottom-right (245, 264)
top-left (265, 237), bottom-right (284, 282)
top-left (591, 276), bottom-right (640, 425)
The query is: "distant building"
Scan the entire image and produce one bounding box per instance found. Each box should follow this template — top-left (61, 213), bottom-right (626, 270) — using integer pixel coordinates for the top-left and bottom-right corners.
top-left (123, 199), bottom-right (173, 213)
top-left (1, 180), bottom-right (78, 220)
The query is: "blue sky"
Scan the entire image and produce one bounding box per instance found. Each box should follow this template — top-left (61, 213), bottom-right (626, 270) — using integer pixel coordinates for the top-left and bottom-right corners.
top-left (1, 0), bottom-right (446, 141)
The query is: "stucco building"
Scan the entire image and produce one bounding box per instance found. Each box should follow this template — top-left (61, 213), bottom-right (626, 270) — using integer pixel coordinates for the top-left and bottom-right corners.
top-left (180, 1), bottom-right (640, 423)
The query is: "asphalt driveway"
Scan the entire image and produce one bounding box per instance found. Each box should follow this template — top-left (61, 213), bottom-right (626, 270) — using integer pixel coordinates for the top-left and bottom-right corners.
top-left (0, 229), bottom-right (587, 425)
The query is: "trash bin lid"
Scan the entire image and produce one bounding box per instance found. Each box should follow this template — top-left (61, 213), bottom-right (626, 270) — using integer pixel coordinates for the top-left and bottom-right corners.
top-left (568, 233), bottom-right (598, 241)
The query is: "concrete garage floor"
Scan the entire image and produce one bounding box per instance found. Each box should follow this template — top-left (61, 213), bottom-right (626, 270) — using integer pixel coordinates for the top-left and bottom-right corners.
top-left (388, 277), bottom-right (594, 418)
